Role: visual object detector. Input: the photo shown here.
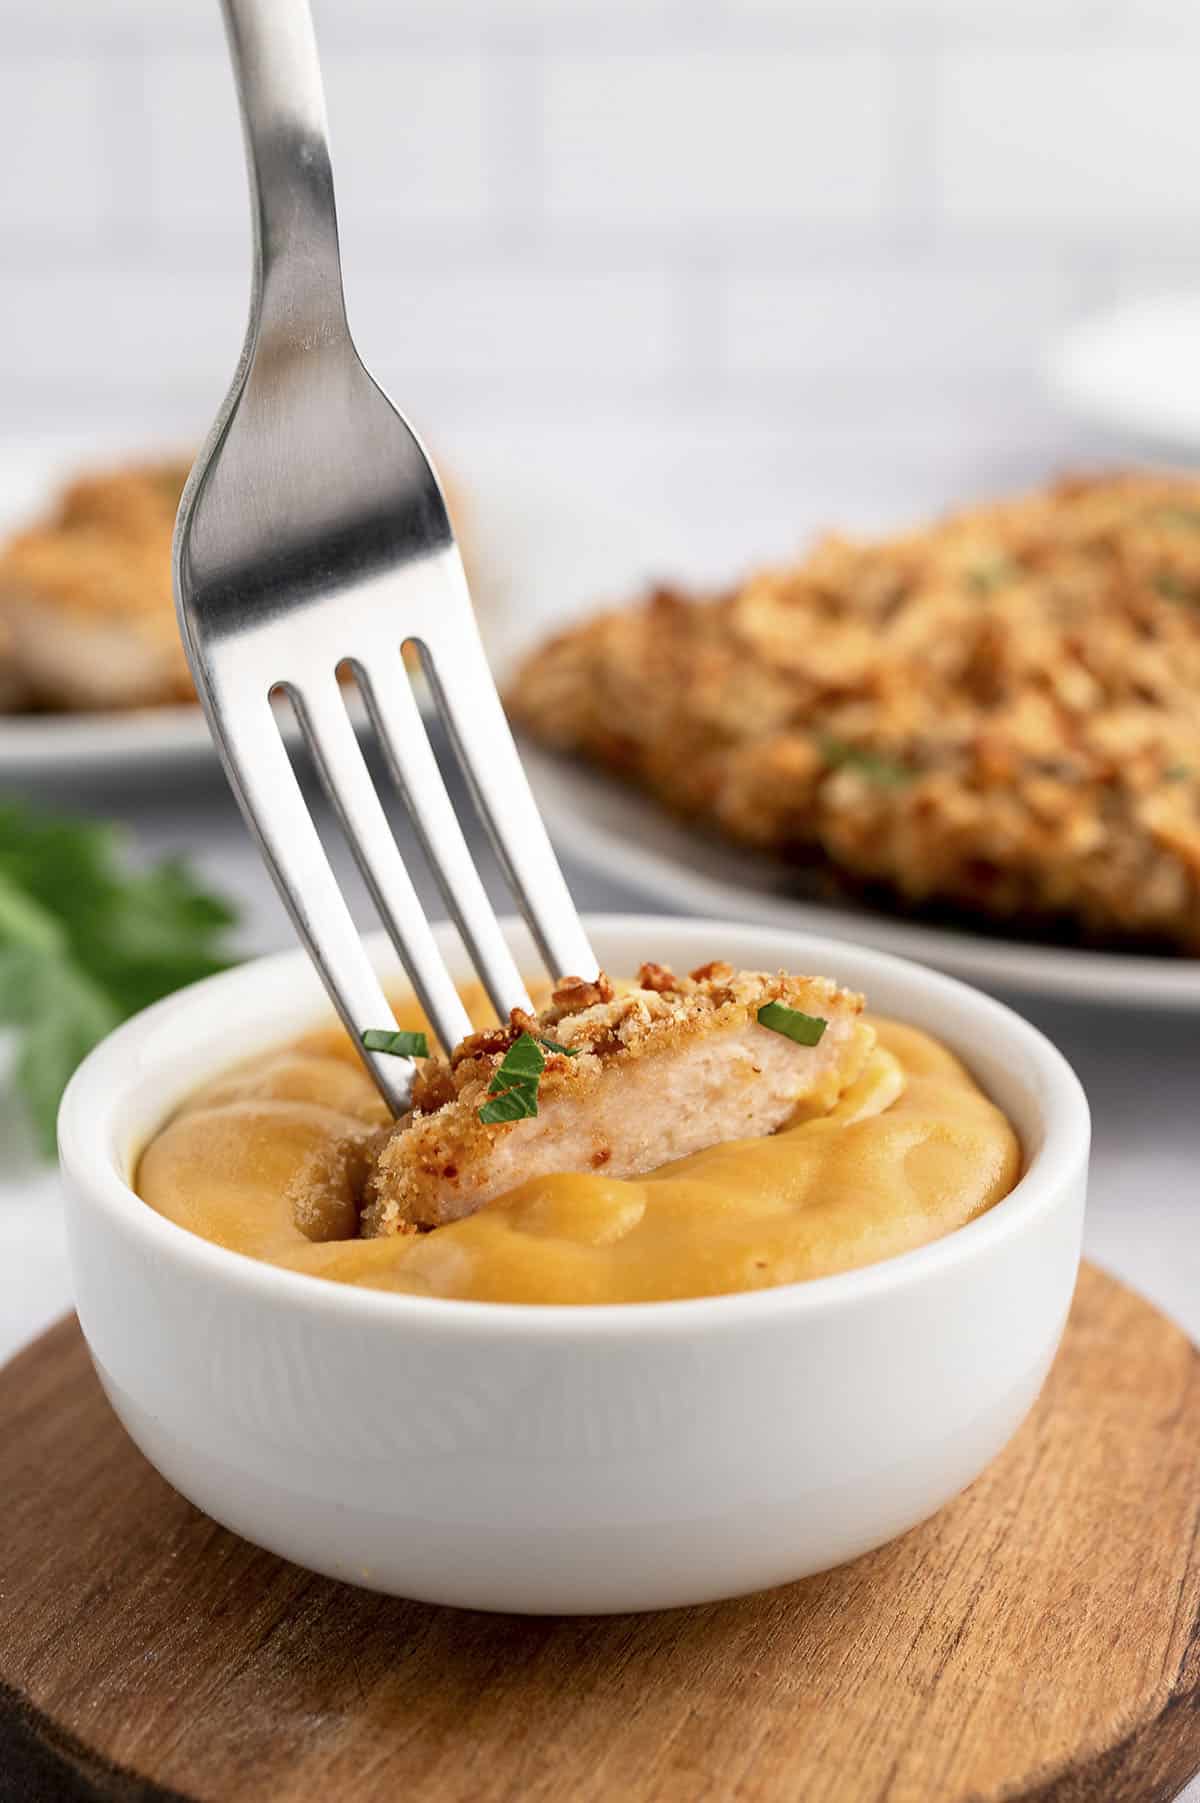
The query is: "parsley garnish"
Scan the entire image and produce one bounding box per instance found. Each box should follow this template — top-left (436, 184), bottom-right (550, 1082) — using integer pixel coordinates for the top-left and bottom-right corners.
top-left (1165, 764), bottom-right (1193, 783)
top-left (0, 800), bottom-right (238, 1155)
top-left (361, 1027), bottom-right (429, 1058)
top-left (1154, 572), bottom-right (1197, 603)
top-left (476, 1032), bottom-right (577, 1123)
top-left (756, 1001), bottom-right (828, 1046)
top-left (820, 736), bottom-right (912, 787)
top-left (479, 1031), bottom-right (546, 1124)
top-left (966, 554), bottom-right (1019, 594)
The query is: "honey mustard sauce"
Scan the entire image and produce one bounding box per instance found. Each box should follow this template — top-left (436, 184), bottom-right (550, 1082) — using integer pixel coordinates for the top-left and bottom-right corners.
top-left (137, 988), bottom-right (1019, 1306)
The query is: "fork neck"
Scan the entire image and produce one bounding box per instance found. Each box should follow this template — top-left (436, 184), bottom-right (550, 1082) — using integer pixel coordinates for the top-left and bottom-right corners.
top-left (220, 0), bottom-right (349, 350)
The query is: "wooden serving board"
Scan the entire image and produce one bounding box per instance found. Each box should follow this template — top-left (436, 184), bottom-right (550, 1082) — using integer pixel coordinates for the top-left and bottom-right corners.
top-left (2, 1262), bottom-right (1199, 1803)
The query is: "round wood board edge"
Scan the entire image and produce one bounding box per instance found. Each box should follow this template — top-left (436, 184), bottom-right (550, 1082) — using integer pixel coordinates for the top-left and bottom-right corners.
top-left (2, 1262), bottom-right (1199, 1803)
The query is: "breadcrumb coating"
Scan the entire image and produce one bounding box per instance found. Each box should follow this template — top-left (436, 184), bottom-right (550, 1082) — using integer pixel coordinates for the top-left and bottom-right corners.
top-left (364, 962), bottom-right (866, 1234)
top-left (508, 471), bottom-right (1200, 953)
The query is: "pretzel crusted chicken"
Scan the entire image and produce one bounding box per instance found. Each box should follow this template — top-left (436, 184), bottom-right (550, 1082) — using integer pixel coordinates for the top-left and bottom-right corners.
top-left (363, 962), bottom-right (867, 1235)
top-left (0, 453), bottom-right (477, 716)
top-left (0, 458), bottom-right (193, 711)
top-left (508, 471), bottom-right (1200, 952)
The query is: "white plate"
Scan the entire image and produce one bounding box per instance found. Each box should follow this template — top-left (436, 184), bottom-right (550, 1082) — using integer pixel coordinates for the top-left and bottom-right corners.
top-left (0, 702), bottom-right (222, 781)
top-left (517, 746), bottom-right (1200, 1012)
top-left (1048, 292), bottom-right (1200, 451)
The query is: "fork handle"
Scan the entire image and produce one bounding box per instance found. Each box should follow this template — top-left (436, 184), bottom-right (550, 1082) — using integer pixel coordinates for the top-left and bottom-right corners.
top-left (220, 0), bottom-right (348, 345)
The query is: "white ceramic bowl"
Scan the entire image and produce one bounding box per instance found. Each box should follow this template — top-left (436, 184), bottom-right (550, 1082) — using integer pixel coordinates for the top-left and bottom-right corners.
top-left (60, 916), bottom-right (1089, 1615)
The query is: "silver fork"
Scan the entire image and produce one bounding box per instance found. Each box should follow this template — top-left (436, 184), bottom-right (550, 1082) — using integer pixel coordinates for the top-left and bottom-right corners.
top-left (174, 0), bottom-right (597, 1115)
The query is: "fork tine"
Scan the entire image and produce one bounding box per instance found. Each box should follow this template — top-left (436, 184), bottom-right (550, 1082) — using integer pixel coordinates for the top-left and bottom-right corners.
top-left (352, 652), bottom-right (533, 1024)
top-left (420, 595), bottom-right (599, 986)
top-left (210, 692), bottom-right (417, 1114)
top-left (287, 677), bottom-right (474, 1054)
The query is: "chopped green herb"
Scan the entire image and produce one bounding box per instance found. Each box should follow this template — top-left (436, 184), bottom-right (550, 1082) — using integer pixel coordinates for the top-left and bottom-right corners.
top-left (479, 1031), bottom-right (546, 1124)
top-left (1165, 763), bottom-right (1193, 783)
top-left (756, 1001), bottom-right (828, 1046)
top-left (537, 1034), bottom-right (579, 1058)
top-left (965, 554), bottom-right (1020, 594)
top-left (361, 1027), bottom-right (429, 1058)
top-left (820, 736), bottom-right (913, 787)
top-left (0, 800), bottom-right (238, 1155)
top-left (495, 1032), bottom-right (547, 1084)
top-left (1154, 571), bottom-right (1197, 603)
top-left (477, 1085), bottom-right (539, 1124)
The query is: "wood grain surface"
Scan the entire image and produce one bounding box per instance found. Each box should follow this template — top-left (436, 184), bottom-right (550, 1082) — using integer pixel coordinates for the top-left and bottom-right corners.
top-left (2, 1262), bottom-right (1199, 1803)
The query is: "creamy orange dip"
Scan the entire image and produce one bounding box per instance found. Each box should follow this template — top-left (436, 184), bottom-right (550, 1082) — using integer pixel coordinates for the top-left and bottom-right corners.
top-left (136, 986), bottom-right (1020, 1305)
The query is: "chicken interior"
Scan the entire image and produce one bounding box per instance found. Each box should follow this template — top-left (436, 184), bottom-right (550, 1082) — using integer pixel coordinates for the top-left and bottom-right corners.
top-left (364, 961), bottom-right (867, 1234)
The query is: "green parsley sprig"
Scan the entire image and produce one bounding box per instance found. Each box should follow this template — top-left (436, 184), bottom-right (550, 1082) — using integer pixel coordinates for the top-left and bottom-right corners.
top-left (756, 1001), bottom-right (828, 1046)
top-left (478, 1031), bottom-right (578, 1125)
top-left (1154, 571), bottom-right (1198, 604)
top-left (0, 800), bottom-right (239, 1155)
top-left (361, 1027), bottom-right (429, 1058)
top-left (820, 736), bottom-right (913, 788)
top-left (965, 553), bottom-right (1020, 594)
top-left (1153, 504), bottom-right (1200, 530)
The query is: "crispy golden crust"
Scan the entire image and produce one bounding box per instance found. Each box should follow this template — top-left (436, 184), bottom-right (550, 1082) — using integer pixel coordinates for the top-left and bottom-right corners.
top-left (0, 525), bottom-right (177, 625)
top-left (57, 458), bottom-right (191, 539)
top-left (508, 471), bottom-right (1200, 953)
top-left (364, 962), bottom-right (865, 1234)
top-left (0, 455), bottom-right (186, 623)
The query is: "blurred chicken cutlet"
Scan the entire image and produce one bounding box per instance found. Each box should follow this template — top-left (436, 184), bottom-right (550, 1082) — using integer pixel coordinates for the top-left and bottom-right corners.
top-left (509, 472), bottom-right (1200, 953)
top-left (0, 458), bottom-right (193, 712)
top-left (0, 453), bottom-right (471, 715)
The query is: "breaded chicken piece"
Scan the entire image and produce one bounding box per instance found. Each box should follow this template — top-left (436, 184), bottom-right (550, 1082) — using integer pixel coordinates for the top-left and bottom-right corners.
top-left (0, 457), bottom-right (193, 713)
top-left (508, 471), bottom-right (1200, 953)
top-left (363, 962), bottom-right (867, 1234)
top-left (57, 458), bottom-right (192, 539)
top-left (0, 525), bottom-right (192, 711)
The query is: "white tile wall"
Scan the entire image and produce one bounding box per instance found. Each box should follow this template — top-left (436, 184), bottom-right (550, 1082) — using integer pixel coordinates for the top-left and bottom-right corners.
top-left (0, 56), bottom-right (114, 245)
top-left (541, 51), bottom-right (893, 230)
top-left (0, 269), bottom-right (246, 419)
top-left (141, 53), bottom-right (247, 245)
top-left (722, 262), bottom-right (1079, 381)
top-left (326, 53), bottom-right (495, 230)
top-left (141, 49), bottom-right (496, 248)
top-left (346, 263), bottom-right (680, 405)
top-left (935, 48), bottom-right (1200, 230)
top-left (3, 0), bottom-right (1200, 490)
